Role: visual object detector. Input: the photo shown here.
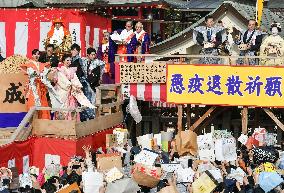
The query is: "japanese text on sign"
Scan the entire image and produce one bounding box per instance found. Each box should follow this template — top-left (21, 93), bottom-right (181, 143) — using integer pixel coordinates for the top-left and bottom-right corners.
top-left (167, 64), bottom-right (284, 107)
top-left (0, 73), bottom-right (28, 112)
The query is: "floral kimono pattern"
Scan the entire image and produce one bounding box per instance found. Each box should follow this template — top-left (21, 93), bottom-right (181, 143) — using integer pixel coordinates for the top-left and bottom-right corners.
top-left (260, 35), bottom-right (284, 66)
top-left (47, 66), bottom-right (95, 121)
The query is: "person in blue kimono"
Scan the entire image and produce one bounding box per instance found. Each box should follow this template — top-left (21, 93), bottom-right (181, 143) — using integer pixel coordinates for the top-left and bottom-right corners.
top-left (97, 31), bottom-right (115, 84)
top-left (111, 21), bottom-right (137, 63)
top-left (134, 22), bottom-right (150, 62)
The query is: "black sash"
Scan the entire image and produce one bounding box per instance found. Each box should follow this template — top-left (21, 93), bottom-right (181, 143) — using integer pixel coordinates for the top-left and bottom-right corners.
top-left (243, 30), bottom-right (255, 44)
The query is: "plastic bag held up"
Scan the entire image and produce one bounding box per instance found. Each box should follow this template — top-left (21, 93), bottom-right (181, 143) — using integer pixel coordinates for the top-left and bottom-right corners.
top-left (127, 96), bottom-right (142, 124)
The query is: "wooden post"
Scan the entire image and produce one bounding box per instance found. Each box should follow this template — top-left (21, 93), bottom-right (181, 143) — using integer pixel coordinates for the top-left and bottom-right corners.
top-left (152, 110), bottom-right (160, 134)
top-left (186, 105), bottom-right (191, 129)
top-left (177, 105), bottom-right (183, 133)
top-left (241, 107), bottom-right (248, 134)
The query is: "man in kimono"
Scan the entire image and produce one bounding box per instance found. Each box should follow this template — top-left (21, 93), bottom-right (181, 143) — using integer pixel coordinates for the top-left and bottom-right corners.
top-left (236, 19), bottom-right (264, 65)
top-left (111, 21), bottom-right (137, 62)
top-left (193, 15), bottom-right (225, 64)
top-left (81, 47), bottom-right (105, 120)
top-left (39, 44), bottom-right (59, 67)
top-left (70, 43), bottom-right (84, 80)
top-left (134, 22), bottom-right (150, 62)
top-left (97, 31), bottom-right (115, 84)
top-left (69, 43), bottom-right (88, 121)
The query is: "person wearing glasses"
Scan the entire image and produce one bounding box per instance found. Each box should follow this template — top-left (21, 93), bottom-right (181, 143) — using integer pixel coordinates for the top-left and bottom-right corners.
top-left (134, 22), bottom-right (150, 62)
top-left (236, 19), bottom-right (264, 65)
top-left (110, 21), bottom-right (137, 62)
top-left (39, 44), bottom-right (59, 67)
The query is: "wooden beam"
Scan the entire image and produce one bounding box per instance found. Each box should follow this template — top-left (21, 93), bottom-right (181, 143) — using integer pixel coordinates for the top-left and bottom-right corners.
top-left (189, 106), bottom-right (216, 131)
top-left (241, 107), bottom-right (248, 134)
top-left (263, 108), bottom-right (284, 132)
top-left (177, 105), bottom-right (183, 133)
top-left (198, 107), bottom-right (229, 132)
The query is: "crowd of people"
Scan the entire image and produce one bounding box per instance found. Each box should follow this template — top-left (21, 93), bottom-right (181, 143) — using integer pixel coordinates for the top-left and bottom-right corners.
top-left (0, 129), bottom-right (283, 193)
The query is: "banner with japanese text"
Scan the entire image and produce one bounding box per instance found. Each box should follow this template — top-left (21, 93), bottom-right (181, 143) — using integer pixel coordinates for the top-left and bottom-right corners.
top-left (0, 73), bottom-right (27, 112)
top-left (167, 64), bottom-right (284, 107)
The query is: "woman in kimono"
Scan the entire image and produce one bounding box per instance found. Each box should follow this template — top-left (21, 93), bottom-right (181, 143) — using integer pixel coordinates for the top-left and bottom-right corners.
top-left (50, 54), bottom-right (95, 120)
top-left (260, 23), bottom-right (284, 66)
top-left (21, 49), bottom-right (50, 119)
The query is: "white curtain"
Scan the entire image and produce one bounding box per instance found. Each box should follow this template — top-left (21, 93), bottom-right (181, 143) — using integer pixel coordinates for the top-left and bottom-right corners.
top-left (0, 22), bottom-right (6, 58)
top-left (14, 22), bottom-right (28, 56)
top-left (69, 23), bottom-right (81, 47)
top-left (85, 26), bottom-right (91, 50)
top-left (39, 22), bottom-right (52, 51)
top-left (93, 27), bottom-right (100, 49)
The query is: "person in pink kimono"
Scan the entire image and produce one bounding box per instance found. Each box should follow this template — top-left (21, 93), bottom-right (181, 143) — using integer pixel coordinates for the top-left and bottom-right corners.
top-left (48, 54), bottom-right (95, 121)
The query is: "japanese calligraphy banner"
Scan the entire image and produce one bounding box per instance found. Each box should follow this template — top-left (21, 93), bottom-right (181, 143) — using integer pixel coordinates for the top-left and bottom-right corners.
top-left (167, 64), bottom-right (284, 107)
top-left (0, 73), bottom-right (28, 113)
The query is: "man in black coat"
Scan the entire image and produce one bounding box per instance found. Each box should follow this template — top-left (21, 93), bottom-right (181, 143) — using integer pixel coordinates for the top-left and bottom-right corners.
top-left (38, 44), bottom-right (59, 67)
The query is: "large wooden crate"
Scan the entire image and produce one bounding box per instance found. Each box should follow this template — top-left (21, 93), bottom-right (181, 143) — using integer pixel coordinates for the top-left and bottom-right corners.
top-left (32, 111), bottom-right (123, 139)
top-left (96, 84), bottom-right (123, 116)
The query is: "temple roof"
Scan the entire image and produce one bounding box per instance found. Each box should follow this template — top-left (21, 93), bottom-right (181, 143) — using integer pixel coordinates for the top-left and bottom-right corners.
top-left (0, 0), bottom-right (46, 7)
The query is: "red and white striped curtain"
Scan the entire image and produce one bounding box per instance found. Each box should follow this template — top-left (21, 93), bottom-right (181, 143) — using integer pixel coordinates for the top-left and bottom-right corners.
top-left (0, 8), bottom-right (112, 58)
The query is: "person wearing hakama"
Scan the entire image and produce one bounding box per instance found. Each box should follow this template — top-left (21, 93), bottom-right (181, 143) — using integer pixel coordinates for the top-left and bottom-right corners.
top-left (260, 23), bottom-right (284, 66)
top-left (21, 49), bottom-right (50, 119)
top-left (97, 31), bottom-right (114, 84)
top-left (236, 19), bottom-right (264, 65)
top-left (111, 21), bottom-right (137, 63)
top-left (193, 15), bottom-right (225, 64)
top-left (134, 22), bottom-right (150, 62)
